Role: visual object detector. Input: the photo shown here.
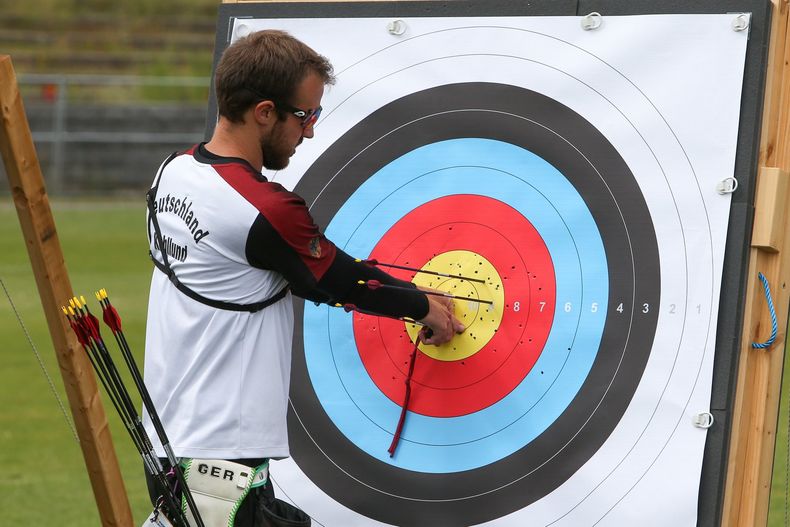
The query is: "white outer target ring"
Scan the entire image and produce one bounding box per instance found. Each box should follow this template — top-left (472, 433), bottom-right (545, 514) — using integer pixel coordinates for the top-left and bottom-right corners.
top-left (231, 15), bottom-right (747, 526)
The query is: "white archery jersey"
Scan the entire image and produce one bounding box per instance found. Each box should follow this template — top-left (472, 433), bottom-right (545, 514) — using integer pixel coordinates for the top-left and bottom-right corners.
top-left (143, 146), bottom-right (325, 460)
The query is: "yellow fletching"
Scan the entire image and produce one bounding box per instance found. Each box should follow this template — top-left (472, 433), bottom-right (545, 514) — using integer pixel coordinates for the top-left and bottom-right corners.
top-left (61, 306), bottom-right (68, 315)
top-left (68, 298), bottom-right (75, 308)
top-left (74, 297), bottom-right (82, 309)
top-left (95, 291), bottom-right (101, 301)
top-left (80, 295), bottom-right (87, 305)
top-left (68, 306), bottom-right (75, 316)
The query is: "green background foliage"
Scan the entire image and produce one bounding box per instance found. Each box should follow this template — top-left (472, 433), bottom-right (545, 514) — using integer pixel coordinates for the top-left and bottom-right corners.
top-left (0, 200), bottom-right (153, 524)
top-left (1, 0), bottom-right (219, 78)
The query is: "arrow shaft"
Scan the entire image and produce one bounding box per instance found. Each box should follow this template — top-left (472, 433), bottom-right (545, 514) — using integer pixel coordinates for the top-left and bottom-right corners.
top-left (369, 281), bottom-right (493, 305)
top-left (366, 260), bottom-right (487, 284)
top-left (100, 294), bottom-right (205, 527)
top-left (69, 312), bottom-right (189, 527)
top-left (340, 303), bottom-right (425, 326)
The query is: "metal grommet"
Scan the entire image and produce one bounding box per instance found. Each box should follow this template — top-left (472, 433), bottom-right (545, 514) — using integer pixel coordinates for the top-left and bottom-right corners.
top-left (716, 177), bottom-right (738, 194)
top-left (581, 12), bottom-right (603, 31)
top-left (236, 24), bottom-right (252, 38)
top-left (731, 14), bottom-right (749, 32)
top-left (692, 412), bottom-right (714, 429)
top-left (387, 19), bottom-right (407, 36)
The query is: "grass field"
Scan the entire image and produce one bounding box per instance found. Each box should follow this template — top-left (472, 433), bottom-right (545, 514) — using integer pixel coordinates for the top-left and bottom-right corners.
top-left (0, 199), bottom-right (153, 525)
top-left (1, 198), bottom-right (789, 525)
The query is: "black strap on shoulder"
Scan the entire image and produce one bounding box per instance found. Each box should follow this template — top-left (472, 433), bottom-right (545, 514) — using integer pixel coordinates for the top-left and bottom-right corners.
top-left (146, 151), bottom-right (289, 313)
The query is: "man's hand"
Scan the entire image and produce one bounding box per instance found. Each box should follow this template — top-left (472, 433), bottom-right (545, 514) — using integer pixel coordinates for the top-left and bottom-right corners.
top-left (418, 294), bottom-right (465, 345)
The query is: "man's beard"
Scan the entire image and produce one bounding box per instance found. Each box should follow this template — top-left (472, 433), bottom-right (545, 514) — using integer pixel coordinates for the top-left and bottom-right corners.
top-left (261, 121), bottom-right (293, 171)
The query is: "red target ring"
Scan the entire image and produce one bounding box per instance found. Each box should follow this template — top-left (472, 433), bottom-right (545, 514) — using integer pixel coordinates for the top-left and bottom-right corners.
top-left (353, 194), bottom-right (556, 417)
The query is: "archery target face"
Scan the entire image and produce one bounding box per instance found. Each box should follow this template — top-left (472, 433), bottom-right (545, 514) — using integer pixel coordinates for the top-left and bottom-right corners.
top-left (230, 14), bottom-right (748, 526)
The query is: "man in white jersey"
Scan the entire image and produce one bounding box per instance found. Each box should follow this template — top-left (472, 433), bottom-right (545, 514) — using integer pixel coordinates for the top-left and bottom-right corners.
top-left (143, 30), bottom-right (463, 526)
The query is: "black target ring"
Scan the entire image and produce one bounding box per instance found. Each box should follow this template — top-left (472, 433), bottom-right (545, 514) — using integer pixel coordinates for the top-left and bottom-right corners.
top-left (288, 83), bottom-right (660, 525)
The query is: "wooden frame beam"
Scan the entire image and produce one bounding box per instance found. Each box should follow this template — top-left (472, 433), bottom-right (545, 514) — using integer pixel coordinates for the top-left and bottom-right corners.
top-left (723, 1), bottom-right (790, 525)
top-left (0, 55), bottom-right (133, 526)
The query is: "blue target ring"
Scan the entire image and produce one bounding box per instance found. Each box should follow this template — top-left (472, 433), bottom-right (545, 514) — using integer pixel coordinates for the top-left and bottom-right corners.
top-left (302, 138), bottom-right (608, 472)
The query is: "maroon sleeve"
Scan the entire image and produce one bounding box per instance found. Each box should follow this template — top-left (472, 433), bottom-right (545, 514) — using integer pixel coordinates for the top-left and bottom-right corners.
top-left (213, 161), bottom-right (427, 318)
top-left (212, 161), bottom-right (337, 283)
top-left (252, 183), bottom-right (337, 282)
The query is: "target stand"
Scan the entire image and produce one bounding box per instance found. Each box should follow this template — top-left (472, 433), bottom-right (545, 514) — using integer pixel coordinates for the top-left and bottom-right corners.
top-left (207, 1), bottom-right (787, 526)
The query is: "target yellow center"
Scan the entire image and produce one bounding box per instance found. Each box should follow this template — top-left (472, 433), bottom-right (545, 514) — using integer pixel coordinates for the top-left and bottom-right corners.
top-left (406, 250), bottom-right (504, 361)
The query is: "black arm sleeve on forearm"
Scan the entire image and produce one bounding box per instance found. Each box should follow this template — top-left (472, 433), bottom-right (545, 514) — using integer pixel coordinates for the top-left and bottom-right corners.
top-left (245, 208), bottom-right (428, 320)
top-left (314, 249), bottom-right (429, 321)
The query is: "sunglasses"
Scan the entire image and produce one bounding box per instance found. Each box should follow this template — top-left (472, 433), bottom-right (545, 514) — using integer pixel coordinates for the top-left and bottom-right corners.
top-left (275, 101), bottom-right (322, 128)
top-left (246, 88), bottom-right (321, 127)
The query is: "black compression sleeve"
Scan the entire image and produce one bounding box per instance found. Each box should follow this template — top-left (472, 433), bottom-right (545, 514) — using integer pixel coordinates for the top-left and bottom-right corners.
top-left (316, 249), bottom-right (429, 321)
top-left (245, 208), bottom-right (428, 319)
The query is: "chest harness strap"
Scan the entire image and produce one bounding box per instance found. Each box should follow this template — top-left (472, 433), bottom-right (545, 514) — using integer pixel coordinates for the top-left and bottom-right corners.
top-left (146, 152), bottom-right (288, 313)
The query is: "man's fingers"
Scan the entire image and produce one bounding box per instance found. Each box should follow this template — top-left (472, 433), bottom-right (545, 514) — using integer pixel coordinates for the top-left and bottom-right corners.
top-left (418, 294), bottom-right (465, 345)
top-left (453, 316), bottom-right (466, 334)
top-left (420, 321), bottom-right (448, 345)
top-left (429, 319), bottom-right (461, 345)
top-left (419, 327), bottom-right (434, 342)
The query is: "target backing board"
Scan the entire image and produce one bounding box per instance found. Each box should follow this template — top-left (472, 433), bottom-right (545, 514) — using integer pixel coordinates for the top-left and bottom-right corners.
top-left (207, 2), bottom-right (770, 526)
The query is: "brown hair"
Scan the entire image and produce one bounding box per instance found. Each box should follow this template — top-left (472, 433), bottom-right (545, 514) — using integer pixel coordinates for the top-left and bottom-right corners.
top-left (214, 30), bottom-right (334, 123)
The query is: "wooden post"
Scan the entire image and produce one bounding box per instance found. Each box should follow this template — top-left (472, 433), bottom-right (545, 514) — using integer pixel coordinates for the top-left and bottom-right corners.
top-left (722, 1), bottom-right (790, 525)
top-left (0, 55), bottom-right (133, 526)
